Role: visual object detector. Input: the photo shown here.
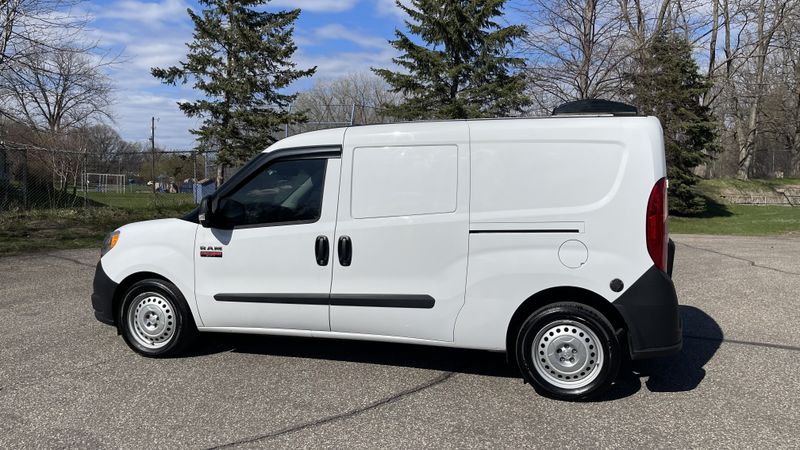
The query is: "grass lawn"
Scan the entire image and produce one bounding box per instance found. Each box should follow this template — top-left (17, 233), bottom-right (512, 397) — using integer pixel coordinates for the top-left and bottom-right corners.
top-left (670, 204), bottom-right (800, 236)
top-left (697, 177), bottom-right (800, 195)
top-left (668, 178), bottom-right (800, 236)
top-left (85, 191), bottom-right (195, 210)
top-left (0, 203), bottom-right (196, 256)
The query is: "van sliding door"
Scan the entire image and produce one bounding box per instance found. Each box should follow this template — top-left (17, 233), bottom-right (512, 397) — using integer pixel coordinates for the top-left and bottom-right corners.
top-left (328, 123), bottom-right (470, 342)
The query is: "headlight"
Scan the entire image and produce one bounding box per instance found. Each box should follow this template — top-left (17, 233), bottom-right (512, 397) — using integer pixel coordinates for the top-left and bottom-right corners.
top-left (101, 231), bottom-right (120, 257)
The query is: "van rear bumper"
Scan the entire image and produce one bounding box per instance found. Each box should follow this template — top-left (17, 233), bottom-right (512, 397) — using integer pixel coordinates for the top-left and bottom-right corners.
top-left (613, 262), bottom-right (682, 360)
top-left (91, 261), bottom-right (118, 326)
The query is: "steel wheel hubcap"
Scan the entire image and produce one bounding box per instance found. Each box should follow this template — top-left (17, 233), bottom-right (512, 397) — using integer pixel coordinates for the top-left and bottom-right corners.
top-left (532, 320), bottom-right (604, 389)
top-left (128, 293), bottom-right (175, 349)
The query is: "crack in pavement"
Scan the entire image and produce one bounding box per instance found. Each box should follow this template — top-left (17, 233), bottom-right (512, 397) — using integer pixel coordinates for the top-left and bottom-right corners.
top-left (676, 242), bottom-right (800, 276)
top-left (207, 371), bottom-right (457, 449)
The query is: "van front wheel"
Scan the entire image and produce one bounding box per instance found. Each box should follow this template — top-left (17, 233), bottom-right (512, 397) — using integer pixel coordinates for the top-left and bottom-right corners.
top-left (119, 279), bottom-right (197, 357)
top-left (516, 302), bottom-right (620, 400)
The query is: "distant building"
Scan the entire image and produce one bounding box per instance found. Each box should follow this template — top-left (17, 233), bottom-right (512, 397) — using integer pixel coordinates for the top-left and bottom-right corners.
top-left (193, 178), bottom-right (216, 203)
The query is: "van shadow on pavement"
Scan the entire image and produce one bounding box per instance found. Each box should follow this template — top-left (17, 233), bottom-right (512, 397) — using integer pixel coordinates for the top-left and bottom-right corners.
top-left (191, 332), bottom-right (518, 379)
top-left (188, 305), bottom-right (722, 401)
top-left (600, 305), bottom-right (723, 401)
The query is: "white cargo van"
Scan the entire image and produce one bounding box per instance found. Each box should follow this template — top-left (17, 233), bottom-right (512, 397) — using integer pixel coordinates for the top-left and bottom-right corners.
top-left (92, 103), bottom-right (681, 399)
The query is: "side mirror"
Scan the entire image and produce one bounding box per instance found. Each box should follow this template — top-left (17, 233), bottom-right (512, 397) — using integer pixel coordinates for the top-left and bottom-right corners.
top-left (199, 195), bottom-right (214, 228)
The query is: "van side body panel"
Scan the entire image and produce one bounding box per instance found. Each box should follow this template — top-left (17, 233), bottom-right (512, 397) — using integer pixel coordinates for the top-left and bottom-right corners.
top-left (454, 117), bottom-right (668, 351)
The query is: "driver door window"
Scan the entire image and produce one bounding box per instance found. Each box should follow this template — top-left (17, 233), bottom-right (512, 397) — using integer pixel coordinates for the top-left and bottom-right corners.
top-left (217, 159), bottom-right (327, 228)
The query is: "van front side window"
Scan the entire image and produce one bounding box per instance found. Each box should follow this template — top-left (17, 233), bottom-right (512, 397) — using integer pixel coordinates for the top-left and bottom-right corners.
top-left (217, 158), bottom-right (326, 227)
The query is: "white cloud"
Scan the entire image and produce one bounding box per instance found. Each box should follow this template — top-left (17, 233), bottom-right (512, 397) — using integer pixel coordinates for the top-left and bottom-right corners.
top-left (375, 0), bottom-right (411, 19)
top-left (87, 1), bottom-right (197, 147)
top-left (296, 46), bottom-right (398, 81)
top-left (107, 63), bottom-right (199, 148)
top-left (311, 24), bottom-right (387, 49)
top-left (85, 28), bottom-right (136, 45)
top-left (112, 90), bottom-right (201, 149)
top-left (95, 0), bottom-right (189, 25)
top-left (270, 0), bottom-right (359, 13)
top-left (292, 25), bottom-right (395, 86)
top-left (126, 41), bottom-right (187, 70)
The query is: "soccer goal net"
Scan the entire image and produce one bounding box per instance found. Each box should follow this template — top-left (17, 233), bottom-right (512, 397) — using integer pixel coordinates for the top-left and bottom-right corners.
top-left (85, 173), bottom-right (126, 193)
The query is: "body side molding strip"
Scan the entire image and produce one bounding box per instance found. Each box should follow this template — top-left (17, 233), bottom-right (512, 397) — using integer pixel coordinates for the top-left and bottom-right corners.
top-left (330, 294), bottom-right (435, 309)
top-left (213, 293), bottom-right (436, 309)
top-left (469, 229), bottom-right (580, 234)
top-left (214, 294), bottom-right (328, 305)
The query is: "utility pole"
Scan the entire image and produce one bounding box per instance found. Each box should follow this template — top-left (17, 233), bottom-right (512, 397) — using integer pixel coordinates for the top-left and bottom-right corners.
top-left (82, 150), bottom-right (87, 207)
top-left (151, 117), bottom-right (156, 195)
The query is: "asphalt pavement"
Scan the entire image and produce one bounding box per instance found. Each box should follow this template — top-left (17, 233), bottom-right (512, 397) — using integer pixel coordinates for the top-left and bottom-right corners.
top-left (1, 234), bottom-right (799, 449)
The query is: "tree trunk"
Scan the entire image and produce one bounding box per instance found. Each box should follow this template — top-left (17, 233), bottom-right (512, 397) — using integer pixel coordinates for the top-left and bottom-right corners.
top-left (577, 0), bottom-right (596, 99)
top-left (703, 0), bottom-right (719, 107)
top-left (736, 0), bottom-right (781, 179)
top-left (622, 0), bottom-right (670, 73)
top-left (0, 1), bottom-right (20, 66)
top-left (216, 164), bottom-right (224, 188)
top-left (791, 97), bottom-right (800, 177)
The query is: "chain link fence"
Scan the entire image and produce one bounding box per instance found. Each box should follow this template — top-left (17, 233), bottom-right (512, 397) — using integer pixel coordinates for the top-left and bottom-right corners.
top-left (0, 143), bottom-right (216, 213)
top-left (0, 103), bottom-right (396, 214)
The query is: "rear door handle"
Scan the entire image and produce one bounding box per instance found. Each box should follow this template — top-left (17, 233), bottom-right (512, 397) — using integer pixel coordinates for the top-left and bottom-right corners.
top-left (338, 236), bottom-right (352, 266)
top-left (315, 235), bottom-right (329, 266)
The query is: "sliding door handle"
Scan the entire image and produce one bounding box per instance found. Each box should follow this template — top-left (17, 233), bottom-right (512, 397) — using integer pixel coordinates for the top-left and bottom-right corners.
top-left (315, 235), bottom-right (329, 266)
top-left (338, 236), bottom-right (352, 266)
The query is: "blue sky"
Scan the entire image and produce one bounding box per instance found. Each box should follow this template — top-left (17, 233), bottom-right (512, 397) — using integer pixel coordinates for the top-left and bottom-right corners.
top-left (85, 0), bottom-right (416, 149)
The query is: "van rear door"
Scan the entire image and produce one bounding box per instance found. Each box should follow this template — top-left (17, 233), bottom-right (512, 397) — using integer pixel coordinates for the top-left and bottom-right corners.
top-left (327, 122), bottom-right (470, 342)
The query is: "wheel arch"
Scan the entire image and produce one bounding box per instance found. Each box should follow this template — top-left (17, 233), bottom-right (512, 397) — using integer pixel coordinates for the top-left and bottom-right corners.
top-left (505, 286), bottom-right (627, 359)
top-left (112, 272), bottom-right (172, 328)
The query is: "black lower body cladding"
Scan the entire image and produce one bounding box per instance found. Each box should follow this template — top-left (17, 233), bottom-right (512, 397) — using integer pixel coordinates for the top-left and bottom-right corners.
top-left (613, 263), bottom-right (682, 360)
top-left (91, 261), bottom-right (118, 326)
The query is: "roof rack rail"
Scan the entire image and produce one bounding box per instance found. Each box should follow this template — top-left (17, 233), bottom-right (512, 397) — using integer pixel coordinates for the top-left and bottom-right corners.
top-left (552, 99), bottom-right (638, 116)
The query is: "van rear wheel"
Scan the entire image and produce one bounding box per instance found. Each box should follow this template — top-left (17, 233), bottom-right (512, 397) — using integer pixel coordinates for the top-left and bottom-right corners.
top-left (516, 302), bottom-right (620, 400)
top-left (119, 279), bottom-right (197, 357)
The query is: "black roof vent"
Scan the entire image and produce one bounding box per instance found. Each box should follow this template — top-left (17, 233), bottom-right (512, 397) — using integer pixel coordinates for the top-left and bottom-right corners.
top-left (552, 99), bottom-right (638, 116)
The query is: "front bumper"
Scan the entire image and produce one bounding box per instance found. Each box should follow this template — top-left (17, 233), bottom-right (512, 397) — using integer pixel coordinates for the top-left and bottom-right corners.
top-left (91, 260), bottom-right (118, 326)
top-left (613, 242), bottom-right (682, 360)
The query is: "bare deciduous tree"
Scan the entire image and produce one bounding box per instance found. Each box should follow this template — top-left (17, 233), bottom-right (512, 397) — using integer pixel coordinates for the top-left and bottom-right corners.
top-left (1, 0), bottom-right (87, 71)
top-left (0, 44), bottom-right (113, 194)
top-left (618, 0), bottom-right (671, 56)
top-left (726, 0), bottom-right (790, 179)
top-left (82, 123), bottom-right (142, 173)
top-left (0, 46), bottom-right (112, 133)
top-left (754, 6), bottom-right (800, 176)
top-left (520, 0), bottom-right (628, 110)
top-left (292, 72), bottom-right (400, 133)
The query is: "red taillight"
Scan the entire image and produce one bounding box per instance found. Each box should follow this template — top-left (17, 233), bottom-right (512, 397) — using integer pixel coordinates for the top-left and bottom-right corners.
top-left (646, 177), bottom-right (668, 272)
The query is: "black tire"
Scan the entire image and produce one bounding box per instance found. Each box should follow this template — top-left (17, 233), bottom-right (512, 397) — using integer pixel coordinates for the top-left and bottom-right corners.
top-left (118, 278), bottom-right (198, 357)
top-left (516, 302), bottom-right (621, 400)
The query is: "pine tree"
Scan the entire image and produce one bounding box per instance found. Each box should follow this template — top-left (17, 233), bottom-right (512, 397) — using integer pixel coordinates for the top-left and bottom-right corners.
top-left (373, 0), bottom-right (529, 120)
top-left (152, 0), bottom-right (314, 183)
top-left (631, 32), bottom-right (718, 216)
